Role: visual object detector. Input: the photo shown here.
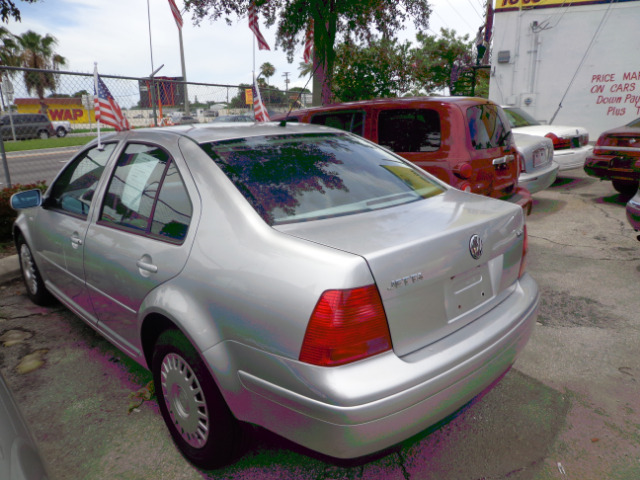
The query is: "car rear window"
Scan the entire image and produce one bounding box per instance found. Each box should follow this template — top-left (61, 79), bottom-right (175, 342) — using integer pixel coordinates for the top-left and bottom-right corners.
top-left (377, 109), bottom-right (441, 153)
top-left (467, 104), bottom-right (511, 150)
top-left (201, 133), bottom-right (445, 225)
top-left (503, 107), bottom-right (540, 128)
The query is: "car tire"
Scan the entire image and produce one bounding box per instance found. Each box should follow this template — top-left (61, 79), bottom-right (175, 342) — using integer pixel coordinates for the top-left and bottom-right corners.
top-left (152, 329), bottom-right (242, 469)
top-left (16, 235), bottom-right (54, 306)
top-left (56, 127), bottom-right (67, 137)
top-left (612, 179), bottom-right (638, 199)
top-left (38, 130), bottom-right (49, 140)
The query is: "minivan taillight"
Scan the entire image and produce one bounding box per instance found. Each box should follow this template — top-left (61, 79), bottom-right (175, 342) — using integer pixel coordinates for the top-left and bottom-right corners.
top-left (299, 285), bottom-right (391, 367)
top-left (519, 225), bottom-right (529, 278)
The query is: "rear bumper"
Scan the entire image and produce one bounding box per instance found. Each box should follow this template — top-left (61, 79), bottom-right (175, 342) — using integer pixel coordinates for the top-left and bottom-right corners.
top-left (519, 161), bottom-right (559, 194)
top-left (554, 145), bottom-right (592, 171)
top-left (207, 274), bottom-right (539, 460)
top-left (584, 154), bottom-right (640, 182)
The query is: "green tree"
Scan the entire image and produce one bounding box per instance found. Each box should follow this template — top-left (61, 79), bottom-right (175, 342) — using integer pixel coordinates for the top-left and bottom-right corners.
top-left (332, 37), bottom-right (413, 102)
top-left (16, 30), bottom-right (66, 103)
top-left (184, 0), bottom-right (431, 106)
top-left (411, 28), bottom-right (474, 96)
top-left (0, 0), bottom-right (37, 23)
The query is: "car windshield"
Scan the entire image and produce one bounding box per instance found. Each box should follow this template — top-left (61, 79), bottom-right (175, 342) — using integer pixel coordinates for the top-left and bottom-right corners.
top-left (201, 133), bottom-right (445, 225)
top-left (504, 107), bottom-right (541, 128)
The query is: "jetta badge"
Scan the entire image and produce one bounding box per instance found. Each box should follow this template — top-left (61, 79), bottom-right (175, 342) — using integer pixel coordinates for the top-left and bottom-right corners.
top-left (469, 234), bottom-right (483, 260)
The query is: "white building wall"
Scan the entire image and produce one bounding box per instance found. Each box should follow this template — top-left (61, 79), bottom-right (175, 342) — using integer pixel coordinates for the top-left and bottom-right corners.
top-left (489, 0), bottom-right (640, 140)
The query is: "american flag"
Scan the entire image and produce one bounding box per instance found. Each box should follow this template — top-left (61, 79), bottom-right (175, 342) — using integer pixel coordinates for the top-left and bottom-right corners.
top-left (303, 19), bottom-right (313, 64)
top-left (94, 73), bottom-right (131, 131)
top-left (168, 0), bottom-right (183, 29)
top-left (248, 1), bottom-right (270, 51)
top-left (252, 77), bottom-right (270, 122)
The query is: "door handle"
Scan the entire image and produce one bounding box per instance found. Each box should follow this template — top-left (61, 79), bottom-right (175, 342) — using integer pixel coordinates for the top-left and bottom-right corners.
top-left (70, 235), bottom-right (83, 249)
top-left (136, 258), bottom-right (158, 274)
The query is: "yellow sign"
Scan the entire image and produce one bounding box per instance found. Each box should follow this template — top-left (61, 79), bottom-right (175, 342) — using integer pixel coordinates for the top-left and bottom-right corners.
top-left (495, 0), bottom-right (636, 11)
top-left (245, 88), bottom-right (253, 105)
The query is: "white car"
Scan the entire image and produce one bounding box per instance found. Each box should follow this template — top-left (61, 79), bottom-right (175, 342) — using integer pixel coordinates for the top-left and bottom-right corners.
top-left (512, 132), bottom-right (559, 194)
top-left (51, 120), bottom-right (71, 137)
top-left (502, 106), bottom-right (592, 171)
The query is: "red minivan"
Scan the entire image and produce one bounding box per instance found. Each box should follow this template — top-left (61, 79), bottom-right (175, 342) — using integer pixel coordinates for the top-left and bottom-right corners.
top-left (275, 97), bottom-right (532, 214)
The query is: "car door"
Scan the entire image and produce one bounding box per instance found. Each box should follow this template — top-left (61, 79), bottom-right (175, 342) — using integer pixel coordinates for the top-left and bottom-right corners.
top-left (83, 142), bottom-right (195, 355)
top-left (30, 143), bottom-right (118, 320)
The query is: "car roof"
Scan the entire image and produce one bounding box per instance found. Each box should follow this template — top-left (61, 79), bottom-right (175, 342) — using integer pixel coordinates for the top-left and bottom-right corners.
top-left (88, 122), bottom-right (348, 147)
top-left (277, 96), bottom-right (496, 117)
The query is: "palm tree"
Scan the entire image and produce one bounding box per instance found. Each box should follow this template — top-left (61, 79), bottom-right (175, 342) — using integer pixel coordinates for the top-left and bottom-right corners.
top-left (16, 30), bottom-right (66, 105)
top-left (0, 27), bottom-right (19, 67)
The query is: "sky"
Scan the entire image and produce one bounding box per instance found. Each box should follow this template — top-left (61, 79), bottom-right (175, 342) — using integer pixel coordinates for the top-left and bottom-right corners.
top-left (6, 0), bottom-right (486, 92)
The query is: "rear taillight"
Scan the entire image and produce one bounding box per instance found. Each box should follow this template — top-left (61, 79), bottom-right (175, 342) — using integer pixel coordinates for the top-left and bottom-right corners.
top-left (516, 150), bottom-right (525, 173)
top-left (299, 285), bottom-right (392, 367)
top-left (545, 133), bottom-right (571, 150)
top-left (453, 162), bottom-right (473, 179)
top-left (457, 181), bottom-right (472, 192)
top-left (519, 225), bottom-right (528, 278)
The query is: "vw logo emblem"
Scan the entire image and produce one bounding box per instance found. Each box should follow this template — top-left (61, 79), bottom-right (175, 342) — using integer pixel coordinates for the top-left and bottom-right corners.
top-left (469, 234), bottom-right (483, 260)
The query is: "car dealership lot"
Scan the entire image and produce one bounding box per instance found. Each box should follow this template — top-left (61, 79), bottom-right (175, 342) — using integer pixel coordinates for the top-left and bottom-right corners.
top-left (0, 169), bottom-right (639, 480)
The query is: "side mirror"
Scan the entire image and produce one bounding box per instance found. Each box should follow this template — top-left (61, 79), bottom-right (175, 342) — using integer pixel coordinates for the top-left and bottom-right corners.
top-left (10, 189), bottom-right (43, 210)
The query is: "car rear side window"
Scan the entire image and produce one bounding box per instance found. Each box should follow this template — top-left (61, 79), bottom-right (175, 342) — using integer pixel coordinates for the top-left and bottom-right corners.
top-left (202, 133), bottom-right (445, 225)
top-left (310, 111), bottom-right (365, 136)
top-left (377, 109), bottom-right (441, 153)
top-left (47, 143), bottom-right (117, 217)
top-left (100, 143), bottom-right (192, 242)
top-left (467, 105), bottom-right (511, 150)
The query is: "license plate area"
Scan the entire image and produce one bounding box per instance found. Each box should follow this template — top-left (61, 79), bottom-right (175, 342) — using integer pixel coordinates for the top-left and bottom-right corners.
top-left (445, 264), bottom-right (494, 321)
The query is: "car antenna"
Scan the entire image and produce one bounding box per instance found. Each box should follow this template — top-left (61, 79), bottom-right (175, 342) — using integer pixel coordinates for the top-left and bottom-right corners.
top-left (279, 62), bottom-right (320, 127)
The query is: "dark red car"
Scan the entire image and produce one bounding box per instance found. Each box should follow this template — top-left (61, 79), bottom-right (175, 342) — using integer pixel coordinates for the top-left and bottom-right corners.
top-left (274, 97), bottom-right (532, 214)
top-left (584, 117), bottom-right (640, 197)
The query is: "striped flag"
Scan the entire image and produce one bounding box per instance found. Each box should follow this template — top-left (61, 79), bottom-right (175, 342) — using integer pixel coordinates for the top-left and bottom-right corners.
top-left (252, 77), bottom-right (270, 122)
top-left (303, 19), bottom-right (313, 63)
top-left (93, 71), bottom-right (130, 131)
top-left (168, 0), bottom-right (183, 29)
top-left (248, 1), bottom-right (270, 51)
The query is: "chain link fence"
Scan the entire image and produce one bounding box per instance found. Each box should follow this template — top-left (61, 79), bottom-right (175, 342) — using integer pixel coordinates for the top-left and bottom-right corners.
top-left (0, 66), bottom-right (307, 187)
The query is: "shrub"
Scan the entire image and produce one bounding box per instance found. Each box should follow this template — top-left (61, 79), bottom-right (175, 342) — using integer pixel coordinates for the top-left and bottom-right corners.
top-left (0, 181), bottom-right (47, 241)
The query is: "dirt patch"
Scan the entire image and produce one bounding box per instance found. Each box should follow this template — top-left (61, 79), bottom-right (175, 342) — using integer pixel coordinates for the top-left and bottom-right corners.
top-left (537, 286), bottom-right (622, 328)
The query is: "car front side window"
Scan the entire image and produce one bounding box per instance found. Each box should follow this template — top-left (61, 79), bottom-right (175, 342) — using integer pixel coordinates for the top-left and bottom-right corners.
top-left (46, 143), bottom-right (117, 217)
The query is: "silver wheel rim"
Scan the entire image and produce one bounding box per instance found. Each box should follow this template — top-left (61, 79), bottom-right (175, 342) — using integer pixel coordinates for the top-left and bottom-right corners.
top-left (160, 352), bottom-right (210, 448)
top-left (20, 244), bottom-right (38, 295)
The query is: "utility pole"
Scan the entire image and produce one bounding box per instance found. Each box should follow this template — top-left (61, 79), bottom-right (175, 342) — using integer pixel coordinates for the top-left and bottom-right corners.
top-left (282, 72), bottom-right (290, 93)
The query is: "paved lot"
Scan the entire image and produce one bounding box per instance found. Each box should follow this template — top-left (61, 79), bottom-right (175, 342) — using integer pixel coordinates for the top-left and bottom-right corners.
top-left (0, 169), bottom-right (638, 479)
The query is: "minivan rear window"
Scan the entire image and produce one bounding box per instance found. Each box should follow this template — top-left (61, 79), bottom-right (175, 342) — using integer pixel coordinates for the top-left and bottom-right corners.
top-left (311, 111), bottom-right (365, 136)
top-left (377, 109), bottom-right (441, 153)
top-left (202, 133), bottom-right (444, 225)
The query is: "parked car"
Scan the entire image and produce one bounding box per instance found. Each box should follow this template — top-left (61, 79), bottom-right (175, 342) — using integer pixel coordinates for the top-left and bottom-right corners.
top-left (0, 370), bottom-right (50, 479)
top-left (11, 123), bottom-right (539, 469)
top-left (584, 117), bottom-right (640, 197)
top-left (0, 113), bottom-right (55, 140)
top-left (211, 114), bottom-right (255, 123)
top-left (175, 115), bottom-right (199, 125)
top-left (273, 97), bottom-right (533, 214)
top-left (626, 188), bottom-right (640, 239)
top-left (502, 106), bottom-right (591, 171)
top-left (51, 120), bottom-right (72, 137)
top-left (512, 132), bottom-right (558, 194)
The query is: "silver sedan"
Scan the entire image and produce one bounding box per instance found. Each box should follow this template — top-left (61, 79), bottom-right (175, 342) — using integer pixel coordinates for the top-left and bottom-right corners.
top-left (11, 122), bottom-right (539, 469)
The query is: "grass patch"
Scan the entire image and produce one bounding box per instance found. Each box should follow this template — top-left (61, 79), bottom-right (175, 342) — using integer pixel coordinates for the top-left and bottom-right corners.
top-left (2, 135), bottom-right (97, 152)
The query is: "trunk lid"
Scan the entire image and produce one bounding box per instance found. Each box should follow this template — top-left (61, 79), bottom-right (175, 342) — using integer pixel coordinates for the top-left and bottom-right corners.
top-left (275, 190), bottom-right (526, 357)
